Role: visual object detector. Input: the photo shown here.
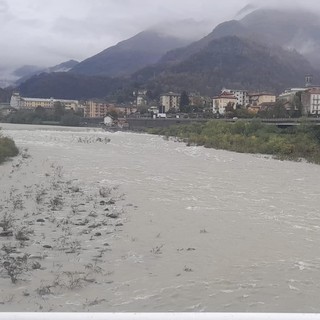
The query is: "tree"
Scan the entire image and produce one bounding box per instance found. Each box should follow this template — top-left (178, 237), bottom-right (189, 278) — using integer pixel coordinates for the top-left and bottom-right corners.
top-left (35, 106), bottom-right (47, 120)
top-left (137, 105), bottom-right (148, 115)
top-left (53, 101), bottom-right (65, 121)
top-left (107, 108), bottom-right (119, 119)
top-left (293, 92), bottom-right (303, 118)
top-left (180, 91), bottom-right (190, 109)
top-left (60, 114), bottom-right (81, 126)
top-left (257, 101), bottom-right (288, 118)
top-left (225, 102), bottom-right (236, 118)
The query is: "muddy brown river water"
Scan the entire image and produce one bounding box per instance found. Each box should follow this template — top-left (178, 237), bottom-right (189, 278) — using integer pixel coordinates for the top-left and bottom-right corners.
top-left (1, 123), bottom-right (320, 312)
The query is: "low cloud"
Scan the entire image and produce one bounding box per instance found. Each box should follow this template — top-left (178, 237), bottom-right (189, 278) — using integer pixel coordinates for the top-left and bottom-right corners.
top-left (0, 0), bottom-right (319, 79)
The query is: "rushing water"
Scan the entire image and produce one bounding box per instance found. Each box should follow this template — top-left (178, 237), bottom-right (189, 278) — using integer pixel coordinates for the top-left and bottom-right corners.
top-left (2, 123), bottom-right (320, 312)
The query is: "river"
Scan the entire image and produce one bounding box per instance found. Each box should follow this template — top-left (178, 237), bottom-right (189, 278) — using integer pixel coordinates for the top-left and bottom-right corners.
top-left (1, 123), bottom-right (320, 312)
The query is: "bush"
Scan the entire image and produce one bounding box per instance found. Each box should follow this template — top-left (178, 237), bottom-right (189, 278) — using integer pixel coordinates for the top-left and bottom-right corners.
top-left (0, 132), bottom-right (19, 164)
top-left (148, 120), bottom-right (320, 164)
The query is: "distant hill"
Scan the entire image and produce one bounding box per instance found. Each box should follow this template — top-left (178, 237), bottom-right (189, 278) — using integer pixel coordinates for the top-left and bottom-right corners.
top-left (13, 65), bottom-right (43, 78)
top-left (159, 8), bottom-right (320, 70)
top-left (239, 8), bottom-right (320, 69)
top-left (133, 36), bottom-right (317, 95)
top-left (0, 88), bottom-right (11, 103)
top-left (209, 8), bottom-right (320, 69)
top-left (18, 36), bottom-right (318, 99)
top-left (18, 72), bottom-right (125, 100)
top-left (15, 60), bottom-right (79, 85)
top-left (70, 30), bottom-right (191, 77)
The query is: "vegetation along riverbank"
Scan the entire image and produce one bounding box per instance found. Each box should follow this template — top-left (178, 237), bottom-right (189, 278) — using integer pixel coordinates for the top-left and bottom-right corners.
top-left (0, 129), bottom-right (19, 164)
top-left (148, 120), bottom-right (320, 164)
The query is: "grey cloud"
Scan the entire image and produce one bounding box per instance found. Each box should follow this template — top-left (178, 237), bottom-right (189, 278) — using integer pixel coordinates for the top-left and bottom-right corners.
top-left (1, 0), bottom-right (320, 82)
top-left (0, 0), bottom-right (8, 13)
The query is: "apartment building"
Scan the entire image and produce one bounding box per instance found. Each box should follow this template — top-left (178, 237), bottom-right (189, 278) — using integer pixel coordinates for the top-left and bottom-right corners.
top-left (84, 101), bottom-right (112, 118)
top-left (160, 92), bottom-right (181, 112)
top-left (213, 91), bottom-right (237, 114)
top-left (301, 87), bottom-right (320, 115)
top-left (84, 101), bottom-right (137, 118)
top-left (249, 92), bottom-right (276, 107)
top-left (278, 88), bottom-right (305, 103)
top-left (10, 92), bottom-right (79, 110)
top-left (222, 88), bottom-right (249, 106)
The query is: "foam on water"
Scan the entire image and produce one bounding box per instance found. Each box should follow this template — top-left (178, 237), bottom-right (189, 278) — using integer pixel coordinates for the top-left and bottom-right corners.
top-left (2, 123), bottom-right (320, 312)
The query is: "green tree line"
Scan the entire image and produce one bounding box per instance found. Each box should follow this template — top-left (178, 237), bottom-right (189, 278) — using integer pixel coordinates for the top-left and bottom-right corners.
top-left (148, 120), bottom-right (320, 164)
top-left (2, 102), bottom-right (83, 126)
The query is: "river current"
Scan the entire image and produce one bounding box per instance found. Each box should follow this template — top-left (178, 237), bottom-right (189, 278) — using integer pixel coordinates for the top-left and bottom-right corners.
top-left (1, 123), bottom-right (320, 312)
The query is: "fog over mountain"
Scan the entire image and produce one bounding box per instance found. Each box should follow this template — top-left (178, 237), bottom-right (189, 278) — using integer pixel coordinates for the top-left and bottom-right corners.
top-left (2, 0), bottom-right (320, 87)
top-left (15, 60), bottom-right (79, 85)
top-left (69, 21), bottom-right (210, 78)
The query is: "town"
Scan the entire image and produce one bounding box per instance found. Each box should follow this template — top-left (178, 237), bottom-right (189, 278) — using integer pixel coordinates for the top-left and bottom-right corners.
top-left (1, 75), bottom-right (320, 128)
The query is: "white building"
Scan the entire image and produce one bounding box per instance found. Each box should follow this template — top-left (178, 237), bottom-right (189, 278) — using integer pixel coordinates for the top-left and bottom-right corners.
top-left (135, 90), bottom-right (148, 106)
top-left (10, 93), bottom-right (21, 109)
top-left (221, 88), bottom-right (249, 106)
top-left (301, 87), bottom-right (320, 115)
top-left (10, 93), bottom-right (79, 111)
top-left (278, 88), bottom-right (305, 102)
top-left (160, 92), bottom-right (181, 112)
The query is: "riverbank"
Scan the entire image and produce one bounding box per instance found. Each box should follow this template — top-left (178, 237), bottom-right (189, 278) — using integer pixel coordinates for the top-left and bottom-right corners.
top-left (0, 129), bottom-right (19, 164)
top-left (0, 144), bottom-right (131, 311)
top-left (148, 120), bottom-right (320, 164)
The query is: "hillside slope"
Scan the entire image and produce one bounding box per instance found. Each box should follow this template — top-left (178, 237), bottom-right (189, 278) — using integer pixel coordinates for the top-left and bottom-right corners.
top-left (70, 30), bottom-right (191, 77)
top-left (133, 36), bottom-right (317, 95)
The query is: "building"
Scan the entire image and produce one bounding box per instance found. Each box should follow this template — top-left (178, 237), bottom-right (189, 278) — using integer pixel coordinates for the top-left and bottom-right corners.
top-left (301, 87), bottom-right (320, 116)
top-left (134, 90), bottom-right (148, 106)
top-left (278, 88), bottom-right (305, 112)
top-left (115, 105), bottom-right (137, 116)
top-left (221, 88), bottom-right (249, 106)
top-left (10, 93), bottom-right (79, 110)
top-left (160, 92), bottom-right (181, 112)
top-left (10, 93), bottom-right (21, 109)
top-left (249, 92), bottom-right (276, 108)
top-left (84, 101), bottom-right (137, 118)
top-left (213, 91), bottom-right (237, 114)
top-left (278, 88), bottom-right (305, 102)
top-left (188, 93), bottom-right (212, 108)
top-left (84, 101), bottom-right (112, 118)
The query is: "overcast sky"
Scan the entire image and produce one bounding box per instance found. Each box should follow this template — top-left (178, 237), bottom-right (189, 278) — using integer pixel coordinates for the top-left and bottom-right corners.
top-left (0, 0), bottom-right (319, 77)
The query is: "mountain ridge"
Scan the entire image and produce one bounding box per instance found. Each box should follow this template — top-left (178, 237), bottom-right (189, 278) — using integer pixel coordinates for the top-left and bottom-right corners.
top-left (16, 7), bottom-right (320, 100)
top-left (69, 30), bottom-right (192, 77)
top-left (133, 36), bottom-right (317, 95)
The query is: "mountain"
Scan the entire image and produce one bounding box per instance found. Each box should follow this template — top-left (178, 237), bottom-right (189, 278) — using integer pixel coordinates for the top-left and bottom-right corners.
top-left (69, 30), bottom-right (192, 77)
top-left (13, 65), bottom-right (43, 78)
top-left (0, 87), bottom-right (11, 103)
top-left (209, 8), bottom-right (320, 69)
top-left (14, 60), bottom-right (79, 85)
top-left (133, 36), bottom-right (317, 95)
top-left (16, 9), bottom-right (320, 100)
top-left (234, 4), bottom-right (256, 20)
top-left (159, 8), bottom-right (320, 70)
top-left (47, 60), bottom-right (79, 73)
top-left (18, 36), bottom-right (318, 99)
top-left (239, 8), bottom-right (320, 68)
top-left (18, 72), bottom-right (124, 100)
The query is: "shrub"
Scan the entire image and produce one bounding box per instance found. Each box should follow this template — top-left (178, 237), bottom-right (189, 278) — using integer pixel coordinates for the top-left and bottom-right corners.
top-left (0, 135), bottom-right (19, 164)
top-left (148, 120), bottom-right (320, 164)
